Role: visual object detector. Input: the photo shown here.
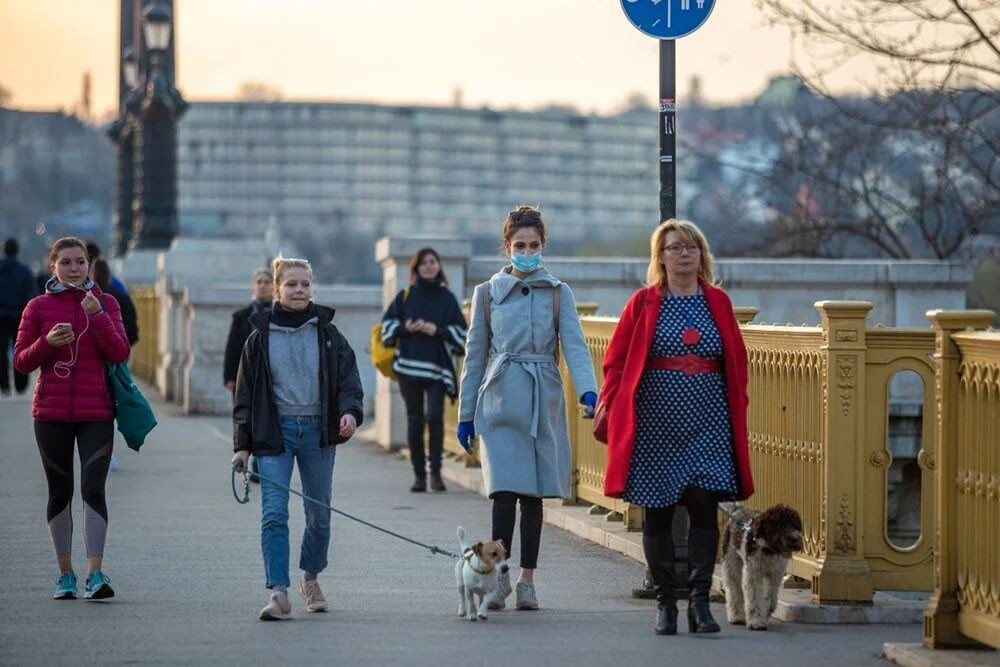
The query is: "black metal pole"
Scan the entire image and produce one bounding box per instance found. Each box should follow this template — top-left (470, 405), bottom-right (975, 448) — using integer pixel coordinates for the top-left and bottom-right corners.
top-left (658, 39), bottom-right (676, 222)
top-left (132, 53), bottom-right (180, 250)
top-left (114, 129), bottom-right (135, 255)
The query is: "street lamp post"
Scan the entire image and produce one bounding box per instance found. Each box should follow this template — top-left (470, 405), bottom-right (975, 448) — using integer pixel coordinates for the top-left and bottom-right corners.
top-left (131, 1), bottom-right (186, 250)
top-left (108, 46), bottom-right (140, 256)
top-left (109, 1), bottom-right (186, 255)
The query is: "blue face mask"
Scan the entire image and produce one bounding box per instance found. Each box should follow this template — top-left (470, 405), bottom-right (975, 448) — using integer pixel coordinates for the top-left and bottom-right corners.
top-left (511, 251), bottom-right (542, 273)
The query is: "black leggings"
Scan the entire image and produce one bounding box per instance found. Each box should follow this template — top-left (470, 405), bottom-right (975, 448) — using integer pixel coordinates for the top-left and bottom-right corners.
top-left (398, 377), bottom-right (445, 475)
top-left (642, 487), bottom-right (720, 538)
top-left (492, 492), bottom-right (543, 569)
top-left (34, 420), bottom-right (114, 559)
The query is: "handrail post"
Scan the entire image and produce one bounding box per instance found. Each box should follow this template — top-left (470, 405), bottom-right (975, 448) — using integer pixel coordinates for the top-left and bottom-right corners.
top-left (812, 301), bottom-right (874, 604)
top-left (924, 310), bottom-right (995, 648)
top-left (733, 307), bottom-right (758, 325)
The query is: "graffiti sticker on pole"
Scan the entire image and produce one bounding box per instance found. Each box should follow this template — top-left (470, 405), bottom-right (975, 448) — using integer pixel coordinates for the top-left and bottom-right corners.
top-left (621, 0), bottom-right (716, 40)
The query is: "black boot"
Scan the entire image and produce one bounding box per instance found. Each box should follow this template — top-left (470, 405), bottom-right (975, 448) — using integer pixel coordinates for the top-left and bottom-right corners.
top-left (430, 472), bottom-right (446, 492)
top-left (643, 535), bottom-right (678, 635)
top-left (410, 474), bottom-right (427, 492)
top-left (687, 528), bottom-right (721, 633)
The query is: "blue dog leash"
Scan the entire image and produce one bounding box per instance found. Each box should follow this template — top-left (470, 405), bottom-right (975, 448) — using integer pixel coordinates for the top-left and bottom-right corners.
top-left (230, 464), bottom-right (462, 560)
top-left (718, 503), bottom-right (753, 534)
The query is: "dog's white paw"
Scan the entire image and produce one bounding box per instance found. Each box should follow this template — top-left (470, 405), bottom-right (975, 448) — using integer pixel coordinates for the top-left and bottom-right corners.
top-left (467, 613), bottom-right (478, 622)
top-left (478, 612), bottom-right (488, 620)
top-left (747, 621), bottom-right (769, 631)
top-left (457, 607), bottom-right (466, 617)
top-left (728, 615), bottom-right (745, 625)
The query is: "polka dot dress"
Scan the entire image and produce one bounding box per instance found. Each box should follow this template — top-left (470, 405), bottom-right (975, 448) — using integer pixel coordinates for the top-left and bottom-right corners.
top-left (622, 292), bottom-right (739, 508)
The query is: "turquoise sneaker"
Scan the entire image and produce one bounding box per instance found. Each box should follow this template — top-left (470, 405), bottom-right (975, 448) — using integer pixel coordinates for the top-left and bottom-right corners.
top-left (84, 570), bottom-right (115, 600)
top-left (53, 572), bottom-right (78, 600)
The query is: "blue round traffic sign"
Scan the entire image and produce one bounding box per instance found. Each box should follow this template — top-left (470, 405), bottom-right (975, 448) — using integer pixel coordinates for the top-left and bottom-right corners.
top-left (620, 0), bottom-right (716, 39)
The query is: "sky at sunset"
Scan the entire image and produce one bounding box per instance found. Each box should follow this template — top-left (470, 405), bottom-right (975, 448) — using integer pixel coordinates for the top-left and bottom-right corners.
top-left (0, 0), bottom-right (876, 117)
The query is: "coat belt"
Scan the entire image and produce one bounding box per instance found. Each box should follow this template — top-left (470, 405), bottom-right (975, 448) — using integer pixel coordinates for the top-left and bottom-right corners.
top-left (480, 352), bottom-right (557, 438)
top-left (646, 354), bottom-right (720, 375)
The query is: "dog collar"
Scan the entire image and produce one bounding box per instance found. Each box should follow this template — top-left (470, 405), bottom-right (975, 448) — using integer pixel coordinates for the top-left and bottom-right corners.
top-left (463, 550), bottom-right (495, 575)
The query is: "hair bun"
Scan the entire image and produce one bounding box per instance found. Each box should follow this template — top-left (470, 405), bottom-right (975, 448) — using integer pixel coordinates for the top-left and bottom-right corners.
top-left (510, 207), bottom-right (541, 224)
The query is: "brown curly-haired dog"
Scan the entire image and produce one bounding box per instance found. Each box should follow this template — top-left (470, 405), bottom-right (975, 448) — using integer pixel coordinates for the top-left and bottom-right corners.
top-left (720, 504), bottom-right (803, 630)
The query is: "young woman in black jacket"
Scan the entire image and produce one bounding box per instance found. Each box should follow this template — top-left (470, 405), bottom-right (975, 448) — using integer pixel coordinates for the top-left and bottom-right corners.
top-left (223, 269), bottom-right (273, 483)
top-left (380, 247), bottom-right (467, 492)
top-left (224, 269), bottom-right (273, 394)
top-left (231, 257), bottom-right (364, 620)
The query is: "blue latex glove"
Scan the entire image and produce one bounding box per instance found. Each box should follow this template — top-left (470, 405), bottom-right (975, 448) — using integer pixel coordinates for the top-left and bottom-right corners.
top-left (457, 421), bottom-right (476, 453)
top-left (581, 391), bottom-right (598, 419)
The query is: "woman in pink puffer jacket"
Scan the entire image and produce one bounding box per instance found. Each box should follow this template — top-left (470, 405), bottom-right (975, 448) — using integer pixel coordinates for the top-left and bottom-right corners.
top-left (14, 237), bottom-right (130, 602)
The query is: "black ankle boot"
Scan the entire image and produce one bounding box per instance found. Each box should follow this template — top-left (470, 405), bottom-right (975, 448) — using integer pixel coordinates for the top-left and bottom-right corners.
top-left (430, 472), bottom-right (446, 492)
top-left (643, 535), bottom-right (678, 635)
top-left (410, 475), bottom-right (427, 492)
top-left (687, 528), bottom-right (721, 633)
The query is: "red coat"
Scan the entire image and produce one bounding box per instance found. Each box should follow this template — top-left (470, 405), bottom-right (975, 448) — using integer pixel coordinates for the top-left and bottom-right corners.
top-left (599, 281), bottom-right (754, 500)
top-left (14, 287), bottom-right (131, 422)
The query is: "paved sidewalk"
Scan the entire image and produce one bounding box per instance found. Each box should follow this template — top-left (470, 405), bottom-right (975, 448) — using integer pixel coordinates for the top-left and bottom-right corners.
top-left (0, 390), bottom-right (921, 666)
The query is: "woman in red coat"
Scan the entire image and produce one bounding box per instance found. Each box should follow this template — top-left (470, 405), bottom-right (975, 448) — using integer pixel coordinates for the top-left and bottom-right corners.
top-left (14, 237), bottom-right (130, 601)
top-left (600, 219), bottom-right (752, 636)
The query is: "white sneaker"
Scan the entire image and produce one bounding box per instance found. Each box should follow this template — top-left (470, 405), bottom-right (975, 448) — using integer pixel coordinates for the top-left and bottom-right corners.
top-left (488, 569), bottom-right (512, 610)
top-left (300, 576), bottom-right (328, 613)
top-left (259, 590), bottom-right (291, 620)
top-left (516, 581), bottom-right (539, 610)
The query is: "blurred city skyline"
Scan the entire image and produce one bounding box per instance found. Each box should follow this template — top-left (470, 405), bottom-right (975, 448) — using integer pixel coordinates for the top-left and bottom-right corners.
top-left (1, 0), bottom-right (885, 118)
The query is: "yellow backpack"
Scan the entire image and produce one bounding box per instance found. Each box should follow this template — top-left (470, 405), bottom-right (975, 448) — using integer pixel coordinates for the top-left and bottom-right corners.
top-left (371, 289), bottom-right (408, 380)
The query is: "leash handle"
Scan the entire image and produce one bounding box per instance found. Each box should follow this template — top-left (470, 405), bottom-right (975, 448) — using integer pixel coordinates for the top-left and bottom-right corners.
top-left (231, 464), bottom-right (250, 504)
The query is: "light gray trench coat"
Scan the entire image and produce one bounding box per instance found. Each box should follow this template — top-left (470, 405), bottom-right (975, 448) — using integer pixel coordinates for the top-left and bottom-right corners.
top-left (459, 266), bottom-right (598, 498)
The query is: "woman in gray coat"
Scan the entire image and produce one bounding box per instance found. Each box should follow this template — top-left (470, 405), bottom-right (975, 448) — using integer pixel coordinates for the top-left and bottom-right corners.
top-left (458, 206), bottom-right (598, 611)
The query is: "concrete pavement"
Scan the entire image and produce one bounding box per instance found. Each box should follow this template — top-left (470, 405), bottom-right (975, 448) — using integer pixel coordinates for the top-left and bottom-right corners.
top-left (0, 390), bottom-right (922, 666)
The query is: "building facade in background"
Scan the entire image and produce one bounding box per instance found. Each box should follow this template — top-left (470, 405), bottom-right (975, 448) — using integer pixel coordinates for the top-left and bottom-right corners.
top-left (177, 101), bottom-right (658, 243)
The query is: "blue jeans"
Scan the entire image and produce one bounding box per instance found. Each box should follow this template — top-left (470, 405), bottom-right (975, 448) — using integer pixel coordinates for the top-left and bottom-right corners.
top-left (258, 415), bottom-right (336, 589)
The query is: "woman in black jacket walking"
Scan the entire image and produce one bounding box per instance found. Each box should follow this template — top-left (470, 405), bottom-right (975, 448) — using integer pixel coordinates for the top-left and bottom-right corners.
top-left (231, 257), bottom-right (364, 621)
top-left (92, 260), bottom-right (139, 347)
top-left (224, 269), bottom-right (273, 394)
top-left (380, 247), bottom-right (467, 492)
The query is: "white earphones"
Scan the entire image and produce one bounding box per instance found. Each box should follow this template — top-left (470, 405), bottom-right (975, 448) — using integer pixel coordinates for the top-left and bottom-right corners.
top-left (52, 282), bottom-right (94, 380)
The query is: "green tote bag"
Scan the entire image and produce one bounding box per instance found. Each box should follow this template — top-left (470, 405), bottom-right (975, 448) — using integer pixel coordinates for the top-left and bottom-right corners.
top-left (108, 361), bottom-right (157, 451)
top-left (99, 294), bottom-right (157, 450)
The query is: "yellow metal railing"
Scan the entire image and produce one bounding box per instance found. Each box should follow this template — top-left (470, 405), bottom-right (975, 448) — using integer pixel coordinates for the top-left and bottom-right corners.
top-left (129, 285), bottom-right (159, 384)
top-left (741, 323), bottom-right (826, 568)
top-left (925, 311), bottom-right (1000, 650)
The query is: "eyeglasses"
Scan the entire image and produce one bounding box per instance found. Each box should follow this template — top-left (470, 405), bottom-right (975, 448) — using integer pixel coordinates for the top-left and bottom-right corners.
top-left (664, 243), bottom-right (700, 256)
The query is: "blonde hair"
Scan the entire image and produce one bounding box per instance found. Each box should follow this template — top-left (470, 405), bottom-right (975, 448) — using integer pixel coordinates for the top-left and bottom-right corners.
top-left (271, 256), bottom-right (313, 287)
top-left (645, 219), bottom-right (716, 288)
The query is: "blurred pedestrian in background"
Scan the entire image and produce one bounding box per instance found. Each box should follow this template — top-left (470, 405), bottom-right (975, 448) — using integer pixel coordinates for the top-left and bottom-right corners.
top-left (1, 238), bottom-right (36, 396)
top-left (93, 260), bottom-right (139, 347)
top-left (224, 268), bottom-right (274, 482)
top-left (85, 241), bottom-right (130, 472)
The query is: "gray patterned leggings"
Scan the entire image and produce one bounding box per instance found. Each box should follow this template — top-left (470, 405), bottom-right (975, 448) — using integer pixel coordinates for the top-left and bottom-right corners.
top-left (34, 420), bottom-right (114, 559)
